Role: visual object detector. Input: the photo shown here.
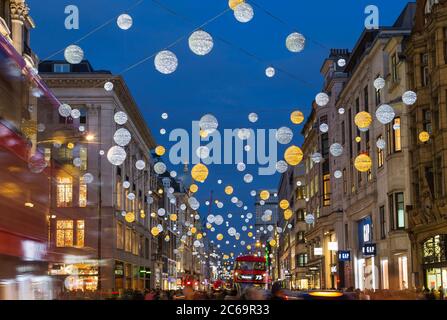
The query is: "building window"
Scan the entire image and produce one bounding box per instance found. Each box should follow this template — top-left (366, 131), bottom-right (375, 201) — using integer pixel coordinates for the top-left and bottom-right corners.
top-left (57, 176), bottom-right (73, 207)
top-left (297, 254), bottom-right (308, 267)
top-left (388, 117), bottom-right (402, 153)
top-left (296, 210), bottom-right (304, 221)
top-left (444, 28), bottom-right (447, 64)
top-left (381, 259), bottom-right (389, 289)
top-left (344, 223), bottom-right (349, 248)
top-left (297, 231), bottom-right (305, 244)
top-left (436, 157), bottom-right (444, 198)
top-left (125, 227), bottom-right (132, 252)
top-left (297, 186), bottom-right (305, 200)
top-left (58, 146), bottom-right (73, 162)
top-left (364, 86), bottom-right (369, 112)
top-left (392, 53), bottom-right (398, 82)
top-left (421, 53), bottom-right (429, 86)
top-left (79, 177), bottom-right (87, 207)
top-left (375, 88), bottom-right (381, 106)
top-left (56, 220), bottom-right (84, 248)
top-left (79, 108), bottom-right (87, 124)
top-left (117, 222), bottom-right (124, 249)
top-left (423, 109), bottom-right (432, 134)
top-left (377, 135), bottom-right (384, 168)
top-left (132, 231), bottom-right (138, 255)
top-left (343, 168), bottom-right (347, 194)
top-left (341, 121), bottom-right (345, 145)
top-left (44, 148), bottom-right (51, 167)
top-left (76, 220), bottom-right (85, 247)
top-left (80, 146), bottom-right (88, 171)
top-left (323, 174), bottom-right (331, 207)
top-left (398, 255), bottom-right (409, 289)
top-left (389, 192), bottom-right (405, 230)
top-left (56, 220), bottom-right (73, 247)
top-left (53, 63), bottom-right (70, 73)
top-left (116, 181), bottom-right (122, 208)
top-left (423, 235), bottom-right (447, 265)
top-left (379, 206), bottom-right (386, 239)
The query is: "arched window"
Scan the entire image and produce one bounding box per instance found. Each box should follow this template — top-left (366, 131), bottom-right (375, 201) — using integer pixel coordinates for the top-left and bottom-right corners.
top-left (425, 0), bottom-right (439, 15)
top-left (422, 234), bottom-right (447, 265)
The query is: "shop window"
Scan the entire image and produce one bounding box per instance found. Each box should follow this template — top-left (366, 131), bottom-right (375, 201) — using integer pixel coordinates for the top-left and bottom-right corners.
top-left (53, 63), bottom-right (70, 73)
top-left (117, 222), bottom-right (124, 250)
top-left (380, 259), bottom-right (389, 289)
top-left (57, 176), bottom-right (73, 207)
top-left (79, 176), bottom-right (87, 207)
top-left (77, 220), bottom-right (85, 247)
top-left (423, 235), bottom-right (447, 265)
top-left (398, 255), bottom-right (409, 290)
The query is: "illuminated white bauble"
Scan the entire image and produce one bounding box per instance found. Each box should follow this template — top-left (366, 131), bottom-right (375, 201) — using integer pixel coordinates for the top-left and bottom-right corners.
top-left (123, 181), bottom-right (131, 189)
top-left (79, 126), bottom-right (85, 132)
top-left (135, 160), bottom-right (146, 170)
top-left (127, 192), bottom-right (135, 201)
top-left (338, 108), bottom-right (345, 115)
top-left (104, 82), bottom-right (114, 92)
top-left (337, 58), bottom-right (346, 67)
top-left (71, 109), bottom-right (80, 119)
top-left (107, 146), bottom-right (126, 166)
top-left (319, 123), bottom-right (329, 133)
top-left (393, 123), bottom-right (401, 131)
top-left (265, 67), bottom-right (275, 78)
top-left (217, 202), bottom-right (224, 209)
top-left (58, 104), bottom-right (72, 117)
top-left (305, 214), bottom-right (315, 224)
top-left (154, 162), bottom-right (167, 175)
top-left (234, 3), bottom-right (254, 23)
top-left (237, 162), bottom-right (246, 172)
top-left (113, 128), bottom-right (131, 146)
top-left (154, 50), bottom-right (178, 74)
top-left (276, 160), bottom-right (288, 173)
top-left (207, 214), bottom-right (215, 224)
top-left (37, 123), bottom-right (46, 132)
top-left (402, 91), bottom-right (417, 105)
top-left (237, 128), bottom-right (251, 140)
top-left (330, 143), bottom-right (344, 157)
top-left (374, 77), bottom-right (386, 90)
top-left (114, 111), bottom-right (128, 125)
top-left (376, 104), bottom-right (395, 124)
top-left (117, 14), bottom-right (133, 30)
top-left (64, 45), bottom-right (84, 64)
top-left (196, 146), bottom-right (210, 159)
top-left (194, 240), bottom-right (201, 248)
top-left (228, 227), bottom-right (237, 237)
top-left (214, 215), bottom-right (224, 226)
top-left (160, 128), bottom-right (166, 135)
top-left (189, 30), bottom-right (214, 56)
top-left (180, 204), bottom-right (187, 211)
top-left (73, 158), bottom-right (82, 167)
top-left (161, 113), bottom-right (168, 120)
top-left (83, 173), bottom-right (94, 184)
top-left (286, 32), bottom-right (306, 53)
top-left (231, 197), bottom-right (238, 204)
top-left (276, 127), bottom-right (293, 144)
top-left (248, 113), bottom-right (258, 123)
top-left (376, 138), bottom-right (386, 150)
top-left (311, 153), bottom-right (323, 163)
top-left (250, 190), bottom-right (256, 196)
top-left (199, 114), bottom-right (218, 134)
top-left (157, 208), bottom-right (166, 217)
top-left (157, 224), bottom-right (164, 232)
top-left (243, 174), bottom-right (253, 183)
top-left (334, 170), bottom-right (343, 179)
top-left (315, 92), bottom-right (330, 107)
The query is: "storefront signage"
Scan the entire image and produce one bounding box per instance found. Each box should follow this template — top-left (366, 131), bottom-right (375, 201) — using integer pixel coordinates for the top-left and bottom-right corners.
top-left (314, 247), bottom-right (323, 256)
top-left (362, 243), bottom-right (377, 256)
top-left (338, 250), bottom-right (351, 261)
top-left (328, 242), bottom-right (338, 251)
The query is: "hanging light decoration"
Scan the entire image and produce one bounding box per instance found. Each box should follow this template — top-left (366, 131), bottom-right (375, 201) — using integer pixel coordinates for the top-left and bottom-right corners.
top-left (71, 109), bottom-right (81, 119)
top-left (330, 143), bottom-right (343, 157)
top-left (419, 131), bottom-right (430, 143)
top-left (237, 128), bottom-right (251, 140)
top-left (265, 66), bottom-right (276, 78)
top-left (214, 215), bottom-right (224, 225)
top-left (354, 111), bottom-right (372, 129)
top-left (284, 145), bottom-right (303, 166)
top-left (334, 170), bottom-right (343, 179)
top-left (319, 123), bottom-right (329, 133)
top-left (338, 108), bottom-right (345, 115)
top-left (276, 160), bottom-right (288, 173)
top-left (155, 146), bottom-right (166, 156)
top-left (83, 173), bottom-right (94, 184)
top-left (199, 114), bottom-right (219, 134)
top-left (376, 138), bottom-right (386, 150)
top-left (125, 212), bottom-right (135, 223)
top-left (305, 214), bottom-right (315, 225)
top-left (311, 152), bottom-right (323, 164)
top-left (114, 111), bottom-right (128, 125)
top-left (234, 3), bottom-right (254, 23)
top-left (248, 113), bottom-right (258, 123)
top-left (58, 104), bottom-right (72, 117)
top-left (151, 227), bottom-right (160, 237)
top-left (154, 162), bottom-right (167, 175)
top-left (117, 14), bottom-right (133, 30)
top-left (337, 58), bottom-right (346, 67)
top-left (135, 160), bottom-right (146, 170)
top-left (402, 91), bottom-right (417, 105)
top-left (225, 186), bottom-right (234, 195)
top-left (189, 30), bottom-right (214, 56)
top-left (276, 127), bottom-right (293, 144)
top-left (376, 104), bottom-right (395, 124)
top-left (216, 234), bottom-right (224, 241)
top-left (64, 45), bottom-right (84, 64)
top-left (196, 146), bottom-right (210, 160)
top-left (154, 50), bottom-right (178, 74)
top-left (229, 0), bottom-right (245, 9)
top-left (315, 92), bottom-right (329, 107)
top-left (260, 190), bottom-right (270, 201)
top-left (279, 200), bottom-right (289, 210)
top-left (373, 77), bottom-right (386, 90)
top-left (243, 174), bottom-right (253, 183)
top-left (191, 163), bottom-right (209, 182)
top-left (107, 146), bottom-right (127, 166)
top-left (286, 32), bottom-right (306, 53)
top-left (104, 82), bottom-right (114, 92)
top-left (113, 128), bottom-right (132, 146)
top-left (354, 154), bottom-right (372, 172)
top-left (284, 209), bottom-right (293, 220)
top-left (190, 184), bottom-right (199, 193)
top-left (290, 111), bottom-right (304, 125)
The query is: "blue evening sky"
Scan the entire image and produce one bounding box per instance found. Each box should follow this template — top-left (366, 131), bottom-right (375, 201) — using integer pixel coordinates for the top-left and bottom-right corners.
top-left (28, 0), bottom-right (411, 254)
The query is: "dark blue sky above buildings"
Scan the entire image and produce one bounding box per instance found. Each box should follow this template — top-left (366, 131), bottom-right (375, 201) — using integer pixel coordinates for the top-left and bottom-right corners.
top-left (28, 0), bottom-right (411, 254)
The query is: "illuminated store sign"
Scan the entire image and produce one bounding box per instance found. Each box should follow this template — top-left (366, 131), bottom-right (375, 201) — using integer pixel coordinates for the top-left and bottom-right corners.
top-left (362, 243), bottom-right (377, 256)
top-left (338, 250), bottom-right (351, 261)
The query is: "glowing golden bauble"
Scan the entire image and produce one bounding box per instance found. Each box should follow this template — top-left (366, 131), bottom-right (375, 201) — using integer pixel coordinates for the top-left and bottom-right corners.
top-left (354, 112), bottom-right (373, 129)
top-left (190, 184), bottom-right (199, 193)
top-left (191, 227), bottom-right (197, 234)
top-left (269, 239), bottom-right (277, 247)
top-left (200, 130), bottom-right (209, 138)
top-left (419, 131), bottom-right (430, 143)
top-left (247, 245), bottom-right (252, 250)
top-left (225, 186), bottom-right (234, 195)
top-left (229, 0), bottom-right (245, 9)
top-left (248, 232), bottom-right (253, 237)
top-left (125, 212), bottom-right (135, 223)
top-left (170, 214), bottom-right (178, 222)
top-left (140, 211), bottom-right (146, 219)
top-left (197, 233), bottom-right (203, 240)
top-left (279, 199), bottom-right (290, 210)
top-left (355, 136), bottom-right (362, 143)
top-left (354, 154), bottom-right (372, 172)
top-left (151, 227), bottom-right (160, 237)
top-left (260, 190), bottom-right (270, 201)
top-left (284, 145), bottom-right (304, 166)
top-left (191, 163), bottom-right (209, 183)
top-left (155, 145), bottom-right (166, 156)
top-left (206, 223), bottom-right (212, 229)
top-left (217, 233), bottom-right (224, 241)
top-left (284, 209), bottom-right (293, 220)
top-left (290, 111), bottom-right (305, 125)
top-left (67, 143), bottom-right (75, 150)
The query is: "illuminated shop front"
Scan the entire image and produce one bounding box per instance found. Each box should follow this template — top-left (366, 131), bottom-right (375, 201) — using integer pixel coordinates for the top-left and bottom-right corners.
top-left (422, 235), bottom-right (447, 292)
top-left (355, 216), bottom-right (379, 290)
top-left (49, 260), bottom-right (99, 292)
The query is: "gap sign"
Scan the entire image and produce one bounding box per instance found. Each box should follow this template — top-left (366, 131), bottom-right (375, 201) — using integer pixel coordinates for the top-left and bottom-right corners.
top-left (362, 243), bottom-right (377, 256)
top-left (338, 250), bottom-right (351, 262)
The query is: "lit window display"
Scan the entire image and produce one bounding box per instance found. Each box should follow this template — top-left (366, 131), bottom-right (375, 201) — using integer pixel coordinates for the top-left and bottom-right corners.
top-left (56, 177), bottom-right (73, 207)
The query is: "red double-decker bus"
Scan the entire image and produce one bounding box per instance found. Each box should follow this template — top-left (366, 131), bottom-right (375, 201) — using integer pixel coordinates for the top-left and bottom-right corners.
top-left (233, 255), bottom-right (269, 290)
